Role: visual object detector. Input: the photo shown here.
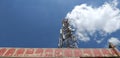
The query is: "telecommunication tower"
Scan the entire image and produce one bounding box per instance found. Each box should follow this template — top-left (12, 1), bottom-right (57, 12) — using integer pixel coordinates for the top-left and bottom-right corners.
top-left (58, 19), bottom-right (78, 48)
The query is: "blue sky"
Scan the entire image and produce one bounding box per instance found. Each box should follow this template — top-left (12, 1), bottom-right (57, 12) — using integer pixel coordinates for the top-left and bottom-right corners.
top-left (0, 0), bottom-right (120, 50)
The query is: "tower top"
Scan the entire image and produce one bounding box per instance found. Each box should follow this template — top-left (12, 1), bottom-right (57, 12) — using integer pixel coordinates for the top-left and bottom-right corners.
top-left (58, 19), bottom-right (78, 48)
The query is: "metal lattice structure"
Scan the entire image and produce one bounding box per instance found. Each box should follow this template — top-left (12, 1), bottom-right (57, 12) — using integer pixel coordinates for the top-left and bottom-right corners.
top-left (58, 19), bottom-right (78, 48)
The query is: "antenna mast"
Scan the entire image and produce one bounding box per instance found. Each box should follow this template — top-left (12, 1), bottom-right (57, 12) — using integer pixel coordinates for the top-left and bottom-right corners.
top-left (58, 19), bottom-right (78, 48)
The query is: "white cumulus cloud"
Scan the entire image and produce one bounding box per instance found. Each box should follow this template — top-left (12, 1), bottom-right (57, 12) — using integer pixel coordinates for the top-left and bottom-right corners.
top-left (108, 37), bottom-right (120, 46)
top-left (65, 0), bottom-right (120, 43)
